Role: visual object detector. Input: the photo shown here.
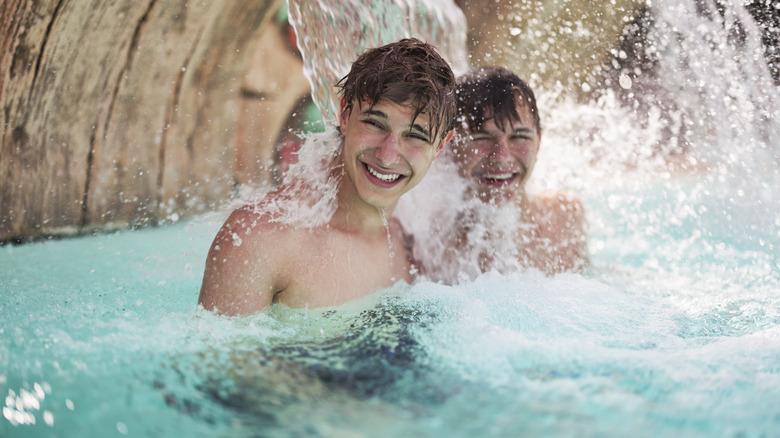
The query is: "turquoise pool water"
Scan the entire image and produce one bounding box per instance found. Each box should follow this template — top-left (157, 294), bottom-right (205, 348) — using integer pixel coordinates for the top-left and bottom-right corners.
top-left (4, 0), bottom-right (779, 435)
top-left (2, 172), bottom-right (779, 437)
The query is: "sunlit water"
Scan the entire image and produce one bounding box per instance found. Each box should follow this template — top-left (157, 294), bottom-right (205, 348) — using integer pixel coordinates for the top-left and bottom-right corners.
top-left (2, 176), bottom-right (778, 437)
top-left (3, 0), bottom-right (780, 436)
top-left (288, 0), bottom-right (468, 124)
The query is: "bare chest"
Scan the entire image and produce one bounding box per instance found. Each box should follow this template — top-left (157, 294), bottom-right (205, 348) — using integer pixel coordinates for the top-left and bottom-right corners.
top-left (273, 229), bottom-right (411, 308)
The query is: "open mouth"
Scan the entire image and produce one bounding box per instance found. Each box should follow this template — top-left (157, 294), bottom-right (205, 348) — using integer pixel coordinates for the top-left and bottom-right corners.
top-left (365, 163), bottom-right (402, 184)
top-left (478, 172), bottom-right (520, 187)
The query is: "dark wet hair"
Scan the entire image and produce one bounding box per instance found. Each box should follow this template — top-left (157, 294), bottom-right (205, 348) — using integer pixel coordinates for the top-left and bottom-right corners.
top-left (455, 66), bottom-right (541, 133)
top-left (337, 38), bottom-right (456, 142)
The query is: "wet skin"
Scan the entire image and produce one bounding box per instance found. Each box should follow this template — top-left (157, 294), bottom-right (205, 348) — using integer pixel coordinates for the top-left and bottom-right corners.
top-left (198, 98), bottom-right (453, 315)
top-left (339, 98), bottom-right (451, 213)
top-left (452, 104), bottom-right (540, 205)
top-left (447, 103), bottom-right (588, 274)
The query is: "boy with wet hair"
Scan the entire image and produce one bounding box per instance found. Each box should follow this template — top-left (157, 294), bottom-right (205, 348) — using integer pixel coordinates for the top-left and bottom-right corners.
top-left (456, 66), bottom-right (541, 138)
top-left (199, 38), bottom-right (456, 316)
top-left (434, 66), bottom-right (587, 277)
top-left (338, 38), bottom-right (457, 144)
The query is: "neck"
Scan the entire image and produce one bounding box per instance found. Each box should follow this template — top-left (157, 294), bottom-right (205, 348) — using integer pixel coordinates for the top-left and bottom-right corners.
top-left (330, 168), bottom-right (396, 234)
top-left (472, 186), bottom-right (531, 222)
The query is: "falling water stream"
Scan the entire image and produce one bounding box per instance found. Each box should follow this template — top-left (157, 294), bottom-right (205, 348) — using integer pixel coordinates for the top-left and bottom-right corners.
top-left (2, 0), bottom-right (779, 437)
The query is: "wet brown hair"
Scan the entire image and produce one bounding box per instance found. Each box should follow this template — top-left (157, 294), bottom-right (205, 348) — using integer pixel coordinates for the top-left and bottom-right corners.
top-left (337, 38), bottom-right (456, 142)
top-left (455, 66), bottom-right (541, 133)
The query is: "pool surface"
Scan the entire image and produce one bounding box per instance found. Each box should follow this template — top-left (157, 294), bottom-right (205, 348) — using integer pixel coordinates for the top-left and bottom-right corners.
top-left (2, 169), bottom-right (779, 437)
top-left (4, 0), bottom-right (780, 435)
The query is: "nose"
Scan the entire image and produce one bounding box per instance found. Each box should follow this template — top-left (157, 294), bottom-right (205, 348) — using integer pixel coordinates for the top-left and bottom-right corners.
top-left (489, 138), bottom-right (512, 160)
top-left (374, 134), bottom-right (401, 167)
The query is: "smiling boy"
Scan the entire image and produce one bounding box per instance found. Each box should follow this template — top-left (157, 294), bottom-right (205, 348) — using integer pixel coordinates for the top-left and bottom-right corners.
top-left (444, 66), bottom-right (588, 276)
top-left (198, 39), bottom-right (456, 316)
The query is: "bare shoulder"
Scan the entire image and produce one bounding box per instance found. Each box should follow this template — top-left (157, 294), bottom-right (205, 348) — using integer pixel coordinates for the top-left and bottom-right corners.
top-left (215, 194), bottom-right (294, 250)
top-left (527, 191), bottom-right (589, 273)
top-left (198, 193), bottom-right (301, 316)
top-left (220, 183), bottom-right (317, 241)
top-left (530, 191), bottom-right (586, 230)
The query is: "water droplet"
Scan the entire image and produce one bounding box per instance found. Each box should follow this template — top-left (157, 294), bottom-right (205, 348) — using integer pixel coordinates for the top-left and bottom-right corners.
top-left (619, 73), bottom-right (633, 89)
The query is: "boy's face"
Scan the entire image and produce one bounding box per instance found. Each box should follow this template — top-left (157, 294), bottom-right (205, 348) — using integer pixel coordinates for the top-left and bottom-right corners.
top-left (339, 98), bottom-right (452, 211)
top-left (452, 103), bottom-right (541, 204)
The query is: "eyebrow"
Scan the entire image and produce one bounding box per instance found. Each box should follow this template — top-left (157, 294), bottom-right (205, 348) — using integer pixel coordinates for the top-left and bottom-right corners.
top-left (409, 124), bottom-right (432, 140)
top-left (472, 126), bottom-right (535, 136)
top-left (363, 109), bottom-right (432, 140)
top-left (510, 127), bottom-right (535, 135)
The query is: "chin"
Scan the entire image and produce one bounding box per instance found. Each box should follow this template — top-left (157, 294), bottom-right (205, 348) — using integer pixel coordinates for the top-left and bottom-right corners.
top-left (475, 184), bottom-right (519, 205)
top-left (483, 194), bottom-right (516, 205)
top-left (357, 187), bottom-right (402, 210)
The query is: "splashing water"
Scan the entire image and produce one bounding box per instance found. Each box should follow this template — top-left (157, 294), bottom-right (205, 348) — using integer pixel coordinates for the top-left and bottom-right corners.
top-left (400, 0), bottom-right (780, 281)
top-left (287, 0), bottom-right (469, 125)
top-left (380, 208), bottom-right (397, 259)
top-left (245, 0), bottom-right (471, 227)
top-left (231, 128), bottom-right (342, 228)
top-left (2, 0), bottom-right (780, 437)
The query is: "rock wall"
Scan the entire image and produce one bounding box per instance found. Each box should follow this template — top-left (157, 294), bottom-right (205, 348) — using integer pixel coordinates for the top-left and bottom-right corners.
top-left (1, 0), bottom-right (281, 241)
top-left (0, 0), bottom-right (686, 242)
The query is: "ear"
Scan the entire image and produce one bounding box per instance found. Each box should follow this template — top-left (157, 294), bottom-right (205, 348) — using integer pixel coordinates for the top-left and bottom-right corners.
top-left (339, 96), bottom-right (349, 135)
top-left (433, 129), bottom-right (455, 160)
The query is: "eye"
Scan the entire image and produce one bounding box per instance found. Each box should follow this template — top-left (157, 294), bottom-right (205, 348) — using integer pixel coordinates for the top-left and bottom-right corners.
top-left (510, 131), bottom-right (535, 141)
top-left (361, 118), bottom-right (386, 130)
top-left (468, 135), bottom-right (492, 144)
top-left (407, 132), bottom-right (431, 143)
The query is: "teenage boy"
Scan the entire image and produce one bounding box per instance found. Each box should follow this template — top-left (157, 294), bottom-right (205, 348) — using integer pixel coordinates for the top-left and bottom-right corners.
top-left (443, 66), bottom-right (588, 276)
top-left (198, 39), bottom-right (456, 315)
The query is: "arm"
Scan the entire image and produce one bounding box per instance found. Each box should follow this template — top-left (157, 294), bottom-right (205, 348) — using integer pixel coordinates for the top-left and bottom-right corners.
top-left (198, 206), bottom-right (284, 316)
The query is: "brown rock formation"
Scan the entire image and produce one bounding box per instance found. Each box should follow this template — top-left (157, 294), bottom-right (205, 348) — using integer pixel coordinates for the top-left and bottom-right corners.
top-left (0, 0), bottom-right (650, 242)
top-left (1, 0), bottom-right (282, 241)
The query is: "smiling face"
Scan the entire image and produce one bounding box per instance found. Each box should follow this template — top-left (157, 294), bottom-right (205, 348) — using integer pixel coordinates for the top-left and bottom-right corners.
top-left (452, 103), bottom-right (541, 204)
top-left (339, 98), bottom-right (451, 211)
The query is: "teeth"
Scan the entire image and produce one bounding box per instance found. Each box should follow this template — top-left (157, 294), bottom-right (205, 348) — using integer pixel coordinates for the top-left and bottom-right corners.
top-left (483, 173), bottom-right (513, 181)
top-left (367, 166), bottom-right (401, 183)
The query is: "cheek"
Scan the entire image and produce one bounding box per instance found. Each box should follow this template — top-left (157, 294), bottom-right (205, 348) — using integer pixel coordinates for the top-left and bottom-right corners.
top-left (455, 143), bottom-right (486, 160)
top-left (512, 144), bottom-right (535, 160)
top-left (454, 155), bottom-right (480, 177)
top-left (451, 145), bottom-right (482, 173)
top-left (346, 132), bottom-right (373, 154)
top-left (406, 146), bottom-right (435, 168)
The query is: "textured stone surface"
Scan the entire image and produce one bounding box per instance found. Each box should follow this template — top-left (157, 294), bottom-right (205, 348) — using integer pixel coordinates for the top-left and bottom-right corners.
top-left (1, 0), bottom-right (281, 241)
